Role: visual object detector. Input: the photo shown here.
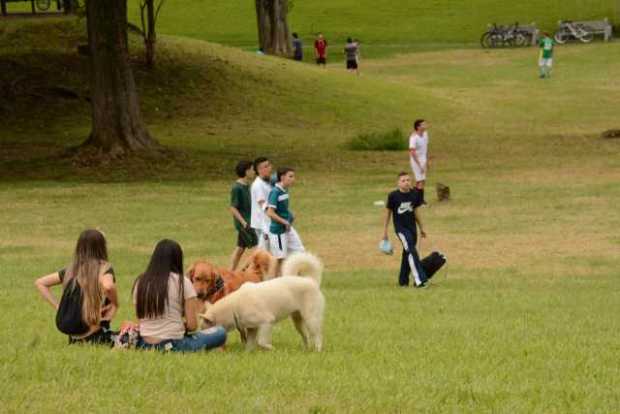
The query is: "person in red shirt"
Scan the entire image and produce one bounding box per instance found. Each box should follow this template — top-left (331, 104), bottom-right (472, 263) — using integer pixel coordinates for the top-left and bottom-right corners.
top-left (314, 33), bottom-right (328, 67)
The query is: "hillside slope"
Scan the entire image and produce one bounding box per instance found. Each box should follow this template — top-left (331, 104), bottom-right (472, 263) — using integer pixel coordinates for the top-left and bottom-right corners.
top-left (0, 18), bottom-right (445, 180)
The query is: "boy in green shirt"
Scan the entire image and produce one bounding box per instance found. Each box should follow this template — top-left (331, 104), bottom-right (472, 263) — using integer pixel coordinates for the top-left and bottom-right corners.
top-left (538, 32), bottom-right (554, 79)
top-left (266, 167), bottom-right (305, 275)
top-left (229, 160), bottom-right (258, 270)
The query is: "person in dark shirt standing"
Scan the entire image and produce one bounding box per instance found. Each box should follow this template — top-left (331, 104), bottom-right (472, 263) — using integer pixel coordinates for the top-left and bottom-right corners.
top-left (382, 172), bottom-right (428, 287)
top-left (314, 33), bottom-right (328, 67)
top-left (344, 37), bottom-right (360, 75)
top-left (292, 32), bottom-right (303, 61)
top-left (230, 160), bottom-right (258, 270)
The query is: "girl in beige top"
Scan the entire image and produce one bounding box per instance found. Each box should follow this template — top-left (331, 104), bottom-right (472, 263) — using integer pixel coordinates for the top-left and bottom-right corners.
top-left (133, 239), bottom-right (226, 352)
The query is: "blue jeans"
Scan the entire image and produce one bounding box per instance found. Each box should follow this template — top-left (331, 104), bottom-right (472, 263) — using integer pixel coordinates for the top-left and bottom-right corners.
top-left (137, 326), bottom-right (227, 352)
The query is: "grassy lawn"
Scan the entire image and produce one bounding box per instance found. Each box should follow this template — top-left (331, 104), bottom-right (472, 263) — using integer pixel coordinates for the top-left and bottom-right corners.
top-left (1, 16), bottom-right (620, 413)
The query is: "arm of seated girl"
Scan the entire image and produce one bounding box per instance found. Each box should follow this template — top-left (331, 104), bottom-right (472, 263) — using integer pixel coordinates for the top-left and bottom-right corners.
top-left (100, 273), bottom-right (119, 320)
top-left (184, 297), bottom-right (200, 332)
top-left (34, 272), bottom-right (62, 310)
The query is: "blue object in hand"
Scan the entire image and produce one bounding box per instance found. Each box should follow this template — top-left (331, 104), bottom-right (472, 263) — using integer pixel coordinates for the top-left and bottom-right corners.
top-left (379, 239), bottom-right (393, 255)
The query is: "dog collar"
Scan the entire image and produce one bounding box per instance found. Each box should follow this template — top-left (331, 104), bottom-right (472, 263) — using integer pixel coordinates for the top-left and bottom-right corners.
top-left (205, 275), bottom-right (225, 299)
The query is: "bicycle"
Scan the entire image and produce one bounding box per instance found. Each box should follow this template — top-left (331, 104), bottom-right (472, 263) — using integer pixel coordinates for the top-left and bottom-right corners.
top-left (481, 22), bottom-right (529, 48)
top-left (4, 0), bottom-right (51, 11)
top-left (481, 23), bottom-right (506, 48)
top-left (512, 22), bottom-right (532, 47)
top-left (554, 21), bottom-right (594, 44)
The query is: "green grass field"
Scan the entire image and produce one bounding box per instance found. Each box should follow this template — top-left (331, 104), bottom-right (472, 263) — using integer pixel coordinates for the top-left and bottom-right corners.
top-left (1, 7), bottom-right (620, 413)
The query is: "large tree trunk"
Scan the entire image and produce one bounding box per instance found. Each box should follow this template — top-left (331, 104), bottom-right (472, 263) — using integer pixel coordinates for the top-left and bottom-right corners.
top-left (62, 0), bottom-right (73, 14)
top-left (145, 0), bottom-right (156, 67)
top-left (83, 0), bottom-right (157, 156)
top-left (255, 0), bottom-right (292, 56)
top-left (255, 0), bottom-right (267, 51)
top-left (141, 0), bottom-right (161, 68)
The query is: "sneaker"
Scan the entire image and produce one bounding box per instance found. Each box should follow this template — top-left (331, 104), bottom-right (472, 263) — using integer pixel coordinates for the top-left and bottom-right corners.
top-left (415, 282), bottom-right (428, 289)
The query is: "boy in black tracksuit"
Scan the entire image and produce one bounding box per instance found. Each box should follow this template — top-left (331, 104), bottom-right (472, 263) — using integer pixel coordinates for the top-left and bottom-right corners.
top-left (382, 172), bottom-right (428, 287)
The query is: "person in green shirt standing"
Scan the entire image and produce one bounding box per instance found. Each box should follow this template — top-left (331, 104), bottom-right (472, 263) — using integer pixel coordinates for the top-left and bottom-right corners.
top-left (229, 160), bottom-right (258, 270)
top-left (538, 32), bottom-right (554, 79)
top-left (266, 167), bottom-right (305, 275)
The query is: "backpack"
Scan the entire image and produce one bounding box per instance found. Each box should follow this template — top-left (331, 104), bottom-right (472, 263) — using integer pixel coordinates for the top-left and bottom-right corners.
top-left (55, 278), bottom-right (90, 336)
top-left (420, 251), bottom-right (446, 279)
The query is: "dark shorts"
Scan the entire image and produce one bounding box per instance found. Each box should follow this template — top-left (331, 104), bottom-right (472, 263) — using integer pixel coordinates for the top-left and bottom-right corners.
top-left (346, 59), bottom-right (358, 69)
top-left (237, 227), bottom-right (258, 248)
top-left (69, 324), bottom-right (114, 346)
top-left (316, 56), bottom-right (326, 65)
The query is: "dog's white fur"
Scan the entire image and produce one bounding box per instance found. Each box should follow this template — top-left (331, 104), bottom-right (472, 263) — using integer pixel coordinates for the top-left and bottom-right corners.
top-left (199, 252), bottom-right (325, 351)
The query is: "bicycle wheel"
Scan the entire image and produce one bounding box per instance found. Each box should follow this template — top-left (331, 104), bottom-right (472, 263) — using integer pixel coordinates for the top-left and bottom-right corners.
top-left (578, 26), bottom-right (594, 43)
top-left (480, 32), bottom-right (492, 48)
top-left (554, 31), bottom-right (567, 44)
top-left (515, 33), bottom-right (528, 47)
top-left (35, 0), bottom-right (51, 11)
top-left (489, 33), bottom-right (503, 48)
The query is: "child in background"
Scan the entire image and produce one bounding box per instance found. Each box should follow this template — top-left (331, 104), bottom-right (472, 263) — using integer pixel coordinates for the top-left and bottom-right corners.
top-left (538, 32), bottom-right (554, 79)
top-left (266, 167), bottom-right (305, 275)
top-left (229, 160), bottom-right (258, 270)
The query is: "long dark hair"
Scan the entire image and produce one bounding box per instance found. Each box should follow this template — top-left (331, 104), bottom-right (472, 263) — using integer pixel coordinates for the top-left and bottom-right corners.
top-left (134, 239), bottom-right (184, 319)
top-left (65, 229), bottom-right (109, 326)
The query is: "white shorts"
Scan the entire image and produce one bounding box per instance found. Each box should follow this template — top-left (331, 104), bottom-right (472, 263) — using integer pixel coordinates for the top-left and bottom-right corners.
top-left (410, 158), bottom-right (427, 181)
top-left (538, 58), bottom-right (553, 67)
top-left (254, 229), bottom-right (270, 250)
top-left (268, 227), bottom-right (305, 259)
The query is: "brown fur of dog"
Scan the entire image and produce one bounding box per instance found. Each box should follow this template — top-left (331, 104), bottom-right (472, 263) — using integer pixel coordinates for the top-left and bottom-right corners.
top-left (187, 249), bottom-right (276, 307)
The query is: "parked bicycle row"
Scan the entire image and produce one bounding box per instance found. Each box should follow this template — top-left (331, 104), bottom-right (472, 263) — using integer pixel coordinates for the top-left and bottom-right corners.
top-left (481, 19), bottom-right (614, 48)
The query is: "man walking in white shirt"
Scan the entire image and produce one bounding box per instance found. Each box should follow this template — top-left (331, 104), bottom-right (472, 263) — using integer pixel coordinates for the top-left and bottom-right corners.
top-left (409, 119), bottom-right (429, 203)
top-left (250, 157), bottom-right (274, 250)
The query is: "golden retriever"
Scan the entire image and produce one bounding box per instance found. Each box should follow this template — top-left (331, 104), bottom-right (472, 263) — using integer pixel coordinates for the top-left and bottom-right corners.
top-left (187, 249), bottom-right (276, 306)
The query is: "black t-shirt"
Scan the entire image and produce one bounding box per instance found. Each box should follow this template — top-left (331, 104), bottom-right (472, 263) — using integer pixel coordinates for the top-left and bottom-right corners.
top-left (59, 266), bottom-right (116, 306)
top-left (59, 267), bottom-right (115, 282)
top-left (386, 189), bottom-right (422, 231)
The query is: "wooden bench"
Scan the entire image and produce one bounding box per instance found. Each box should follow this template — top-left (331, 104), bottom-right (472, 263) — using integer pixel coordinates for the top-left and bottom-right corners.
top-left (570, 18), bottom-right (613, 41)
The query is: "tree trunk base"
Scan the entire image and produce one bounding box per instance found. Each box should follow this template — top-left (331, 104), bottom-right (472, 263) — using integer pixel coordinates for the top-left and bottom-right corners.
top-left (256, 0), bottom-right (292, 56)
top-left (84, 0), bottom-right (158, 157)
top-left (68, 136), bottom-right (165, 166)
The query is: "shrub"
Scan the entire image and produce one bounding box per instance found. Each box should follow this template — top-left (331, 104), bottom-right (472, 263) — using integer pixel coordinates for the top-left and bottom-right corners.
top-left (345, 128), bottom-right (407, 151)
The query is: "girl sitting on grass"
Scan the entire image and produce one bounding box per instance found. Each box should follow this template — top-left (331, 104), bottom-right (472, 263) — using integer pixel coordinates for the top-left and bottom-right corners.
top-left (132, 239), bottom-right (226, 352)
top-left (35, 229), bottom-right (119, 345)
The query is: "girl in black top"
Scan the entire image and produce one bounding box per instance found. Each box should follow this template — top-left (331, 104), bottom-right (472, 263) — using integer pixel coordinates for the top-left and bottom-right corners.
top-left (35, 229), bottom-right (119, 344)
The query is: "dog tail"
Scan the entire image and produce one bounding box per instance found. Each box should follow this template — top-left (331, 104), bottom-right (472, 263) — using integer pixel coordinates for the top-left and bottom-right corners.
top-left (281, 252), bottom-right (323, 286)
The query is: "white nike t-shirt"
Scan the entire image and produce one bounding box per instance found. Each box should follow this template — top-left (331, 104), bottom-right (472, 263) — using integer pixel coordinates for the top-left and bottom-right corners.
top-left (250, 177), bottom-right (272, 233)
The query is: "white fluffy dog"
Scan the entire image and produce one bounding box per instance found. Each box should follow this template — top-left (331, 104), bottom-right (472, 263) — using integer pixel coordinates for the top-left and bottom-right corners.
top-left (199, 252), bottom-right (325, 351)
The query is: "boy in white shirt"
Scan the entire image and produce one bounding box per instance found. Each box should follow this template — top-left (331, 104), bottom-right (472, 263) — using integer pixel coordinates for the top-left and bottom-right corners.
top-left (250, 157), bottom-right (273, 250)
top-left (409, 119), bottom-right (429, 203)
